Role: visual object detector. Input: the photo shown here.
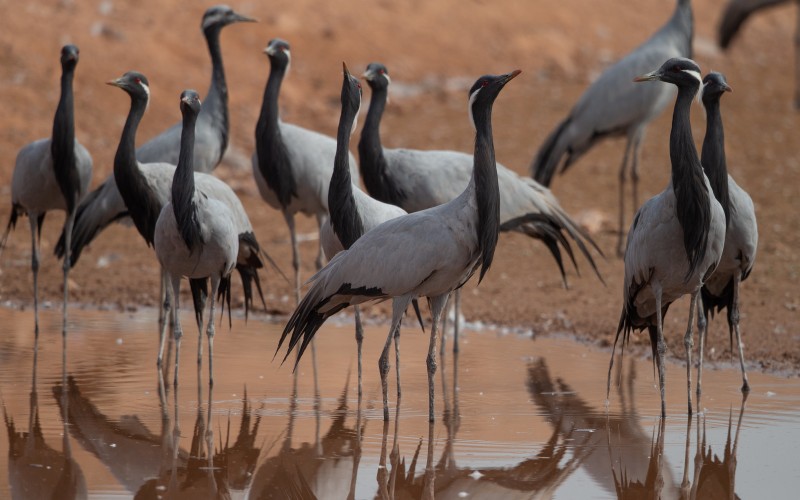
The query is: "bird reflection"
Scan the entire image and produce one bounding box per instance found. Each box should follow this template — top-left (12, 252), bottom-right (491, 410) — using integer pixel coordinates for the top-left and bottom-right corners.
top-left (52, 372), bottom-right (263, 498)
top-left (608, 364), bottom-right (748, 499)
top-left (249, 377), bottom-right (364, 499)
top-left (4, 353), bottom-right (87, 499)
top-left (377, 351), bottom-right (589, 498)
top-left (686, 395), bottom-right (747, 499)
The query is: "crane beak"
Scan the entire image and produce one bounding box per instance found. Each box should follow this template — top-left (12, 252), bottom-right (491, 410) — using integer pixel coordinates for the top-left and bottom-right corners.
top-left (106, 78), bottom-right (122, 88)
top-left (231, 12), bottom-right (257, 23)
top-left (633, 70), bottom-right (660, 83)
top-left (723, 83), bottom-right (733, 93)
top-left (343, 61), bottom-right (351, 77)
top-left (502, 69), bottom-right (522, 83)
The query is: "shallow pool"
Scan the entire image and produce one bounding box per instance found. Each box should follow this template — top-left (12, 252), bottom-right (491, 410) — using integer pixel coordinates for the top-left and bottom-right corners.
top-left (0, 306), bottom-right (798, 498)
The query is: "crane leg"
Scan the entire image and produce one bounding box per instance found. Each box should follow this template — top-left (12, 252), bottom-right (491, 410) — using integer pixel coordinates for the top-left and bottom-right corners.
top-left (207, 274), bottom-right (221, 387)
top-left (170, 275), bottom-right (183, 387)
top-left (380, 296), bottom-right (410, 421)
top-left (61, 211), bottom-right (76, 337)
top-left (684, 291), bottom-right (698, 415)
top-left (616, 139), bottom-right (633, 257)
top-left (395, 317), bottom-right (402, 400)
top-left (427, 294), bottom-right (449, 423)
top-left (28, 214), bottom-right (41, 338)
top-left (653, 280), bottom-right (667, 417)
top-left (696, 296), bottom-right (708, 400)
top-left (286, 213), bottom-right (301, 305)
top-left (730, 274), bottom-right (750, 393)
top-left (453, 289), bottom-right (461, 354)
top-left (630, 129), bottom-right (645, 224)
top-left (157, 270), bottom-right (171, 368)
top-left (354, 305), bottom-right (364, 401)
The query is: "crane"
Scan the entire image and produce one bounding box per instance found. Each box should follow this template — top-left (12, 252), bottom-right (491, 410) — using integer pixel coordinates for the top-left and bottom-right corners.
top-left (278, 70), bottom-right (521, 423)
top-left (696, 72), bottom-right (758, 396)
top-left (531, 0), bottom-right (693, 255)
top-left (359, 62), bottom-right (603, 353)
top-left (607, 58), bottom-right (726, 417)
top-left (154, 90), bottom-right (238, 386)
top-left (1, 44), bottom-right (93, 337)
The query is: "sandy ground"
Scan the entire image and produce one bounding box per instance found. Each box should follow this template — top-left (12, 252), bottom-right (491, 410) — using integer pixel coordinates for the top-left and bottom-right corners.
top-left (0, 0), bottom-right (797, 375)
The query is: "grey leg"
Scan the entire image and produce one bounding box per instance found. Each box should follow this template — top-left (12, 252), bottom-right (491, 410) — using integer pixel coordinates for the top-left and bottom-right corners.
top-left (61, 211), bottom-right (76, 337)
top-left (696, 296), bottom-right (708, 400)
top-left (380, 296), bottom-right (411, 421)
top-left (170, 275), bottom-right (183, 387)
top-left (354, 305), bottom-right (364, 400)
top-left (730, 274), bottom-right (750, 393)
top-left (207, 275), bottom-right (221, 386)
top-left (427, 294), bottom-right (449, 422)
top-left (685, 291), bottom-right (698, 415)
top-left (28, 215), bottom-right (41, 337)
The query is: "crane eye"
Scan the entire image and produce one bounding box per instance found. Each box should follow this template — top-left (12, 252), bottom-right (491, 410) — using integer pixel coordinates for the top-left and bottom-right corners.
top-left (134, 77), bottom-right (141, 83)
top-left (481, 80), bottom-right (488, 87)
top-left (378, 69), bottom-right (384, 75)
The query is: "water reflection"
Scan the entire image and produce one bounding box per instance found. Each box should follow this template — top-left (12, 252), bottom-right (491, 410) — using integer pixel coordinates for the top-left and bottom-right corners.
top-left (53, 372), bottom-right (263, 498)
top-left (249, 377), bottom-right (363, 499)
top-left (4, 356), bottom-right (86, 499)
top-left (373, 355), bottom-right (748, 499)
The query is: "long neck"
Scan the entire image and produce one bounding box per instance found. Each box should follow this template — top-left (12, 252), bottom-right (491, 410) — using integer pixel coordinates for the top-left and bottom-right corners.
top-left (701, 98), bottom-right (731, 224)
top-left (172, 110), bottom-right (201, 252)
top-left (471, 102), bottom-right (500, 283)
top-left (254, 62), bottom-right (296, 208)
top-left (202, 26), bottom-right (229, 162)
top-left (114, 95), bottom-right (162, 245)
top-left (329, 103), bottom-right (364, 249)
top-left (51, 67), bottom-right (78, 213)
top-left (357, 85), bottom-right (406, 206)
top-left (670, 85), bottom-right (711, 280)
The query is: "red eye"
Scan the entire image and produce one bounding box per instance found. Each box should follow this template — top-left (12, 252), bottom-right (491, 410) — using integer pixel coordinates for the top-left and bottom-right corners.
top-left (378, 69), bottom-right (384, 75)
top-left (357, 82), bottom-right (361, 89)
top-left (481, 80), bottom-right (488, 87)
top-left (134, 77), bottom-right (141, 83)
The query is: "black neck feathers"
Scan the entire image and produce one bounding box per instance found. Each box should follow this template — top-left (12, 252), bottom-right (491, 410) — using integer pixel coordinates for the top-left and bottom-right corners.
top-left (670, 84), bottom-right (711, 280)
top-left (701, 97), bottom-right (731, 225)
top-left (329, 74), bottom-right (365, 250)
top-left (254, 60), bottom-right (296, 208)
top-left (114, 90), bottom-right (163, 246)
top-left (358, 84), bottom-right (407, 206)
top-left (172, 98), bottom-right (202, 252)
top-left (472, 100), bottom-right (500, 283)
top-left (51, 62), bottom-right (79, 214)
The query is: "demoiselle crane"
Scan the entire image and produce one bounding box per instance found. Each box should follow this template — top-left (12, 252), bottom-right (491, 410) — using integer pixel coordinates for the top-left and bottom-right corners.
top-left (155, 90), bottom-right (238, 386)
top-left (279, 69), bottom-right (521, 423)
top-left (696, 72), bottom-right (758, 396)
top-left (1, 45), bottom-right (93, 337)
top-left (320, 63), bottom-right (422, 413)
top-left (251, 38), bottom-right (360, 305)
top-left (531, 0), bottom-right (693, 255)
top-left (359, 62), bottom-right (603, 354)
top-left (106, 71), bottom-right (266, 368)
top-left (718, 0), bottom-right (798, 107)
top-left (55, 5), bottom-right (255, 269)
top-left (607, 58), bottom-right (725, 417)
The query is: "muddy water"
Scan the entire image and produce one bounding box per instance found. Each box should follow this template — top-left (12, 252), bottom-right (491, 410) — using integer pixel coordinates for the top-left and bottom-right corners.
top-left (0, 307), bottom-right (797, 499)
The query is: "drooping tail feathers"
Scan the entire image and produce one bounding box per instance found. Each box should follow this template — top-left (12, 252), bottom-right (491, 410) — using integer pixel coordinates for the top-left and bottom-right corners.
top-left (54, 181), bottom-right (129, 267)
top-left (0, 207), bottom-right (20, 260)
top-left (499, 209), bottom-right (605, 287)
top-left (531, 116), bottom-right (573, 186)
